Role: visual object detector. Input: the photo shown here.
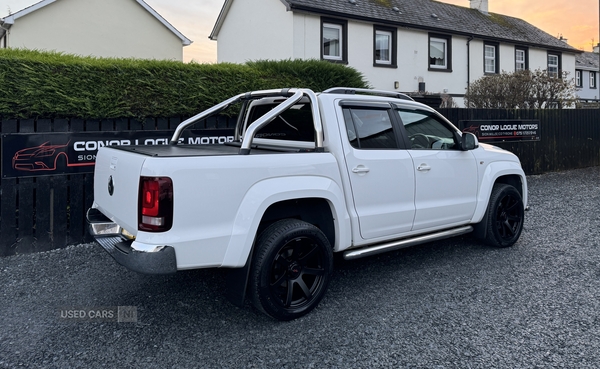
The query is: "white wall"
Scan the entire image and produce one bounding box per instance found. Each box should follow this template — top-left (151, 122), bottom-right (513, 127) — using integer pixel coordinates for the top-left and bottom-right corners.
top-left (292, 13), bottom-right (320, 60)
top-left (577, 70), bottom-right (599, 100)
top-left (218, 7), bottom-right (580, 107)
top-left (8, 0), bottom-right (184, 60)
top-left (342, 20), bottom-right (471, 98)
top-left (217, 0), bottom-right (294, 63)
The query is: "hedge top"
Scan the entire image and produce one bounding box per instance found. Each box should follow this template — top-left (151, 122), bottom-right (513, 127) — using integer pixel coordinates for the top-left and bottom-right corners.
top-left (0, 49), bottom-right (369, 119)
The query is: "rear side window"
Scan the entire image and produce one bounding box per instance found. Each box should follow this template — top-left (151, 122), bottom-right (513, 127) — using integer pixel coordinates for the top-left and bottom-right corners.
top-left (248, 103), bottom-right (315, 142)
top-left (342, 108), bottom-right (398, 149)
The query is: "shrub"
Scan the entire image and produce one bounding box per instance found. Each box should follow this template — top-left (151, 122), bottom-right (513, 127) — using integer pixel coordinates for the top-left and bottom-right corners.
top-left (0, 49), bottom-right (368, 119)
top-left (465, 69), bottom-right (578, 109)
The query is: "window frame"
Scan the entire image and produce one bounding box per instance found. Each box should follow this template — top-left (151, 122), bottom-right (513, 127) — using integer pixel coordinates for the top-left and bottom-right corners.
top-left (484, 42), bottom-right (499, 74)
top-left (428, 34), bottom-right (452, 72)
top-left (321, 18), bottom-right (348, 64)
top-left (373, 25), bottom-right (397, 68)
top-left (591, 72), bottom-right (597, 89)
top-left (515, 47), bottom-right (528, 72)
top-left (547, 52), bottom-right (561, 78)
top-left (575, 70), bottom-right (582, 87)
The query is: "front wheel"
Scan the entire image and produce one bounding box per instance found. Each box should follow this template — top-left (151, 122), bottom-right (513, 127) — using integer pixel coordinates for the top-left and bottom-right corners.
top-left (482, 183), bottom-right (525, 247)
top-left (249, 219), bottom-right (333, 321)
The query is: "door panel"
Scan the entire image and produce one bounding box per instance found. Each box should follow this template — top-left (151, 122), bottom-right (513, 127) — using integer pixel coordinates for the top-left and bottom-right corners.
top-left (409, 150), bottom-right (477, 230)
top-left (341, 107), bottom-right (415, 240)
top-left (395, 108), bottom-right (478, 231)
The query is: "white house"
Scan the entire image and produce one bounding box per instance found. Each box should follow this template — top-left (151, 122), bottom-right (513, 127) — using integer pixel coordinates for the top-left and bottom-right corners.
top-left (575, 45), bottom-right (599, 104)
top-left (210, 0), bottom-right (580, 106)
top-left (0, 0), bottom-right (192, 61)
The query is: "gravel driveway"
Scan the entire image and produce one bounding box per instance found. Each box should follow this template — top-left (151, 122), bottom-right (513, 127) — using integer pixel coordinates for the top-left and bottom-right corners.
top-left (1, 166), bottom-right (599, 368)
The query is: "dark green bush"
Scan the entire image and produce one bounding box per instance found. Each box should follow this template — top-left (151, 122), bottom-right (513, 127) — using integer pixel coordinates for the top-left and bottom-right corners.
top-left (0, 49), bottom-right (368, 119)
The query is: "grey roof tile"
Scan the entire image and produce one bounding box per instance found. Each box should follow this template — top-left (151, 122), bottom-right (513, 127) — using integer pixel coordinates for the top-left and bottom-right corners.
top-left (576, 52), bottom-right (599, 70)
top-left (286, 0), bottom-right (579, 52)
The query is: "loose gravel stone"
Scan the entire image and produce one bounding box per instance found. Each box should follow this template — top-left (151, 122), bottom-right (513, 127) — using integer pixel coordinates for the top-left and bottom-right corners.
top-left (1, 166), bottom-right (599, 368)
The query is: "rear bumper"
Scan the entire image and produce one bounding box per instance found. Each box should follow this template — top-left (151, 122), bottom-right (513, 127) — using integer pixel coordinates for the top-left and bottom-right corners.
top-left (87, 208), bottom-right (177, 274)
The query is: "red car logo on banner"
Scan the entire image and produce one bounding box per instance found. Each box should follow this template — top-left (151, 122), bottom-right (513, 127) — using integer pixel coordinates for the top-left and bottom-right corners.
top-left (12, 141), bottom-right (73, 172)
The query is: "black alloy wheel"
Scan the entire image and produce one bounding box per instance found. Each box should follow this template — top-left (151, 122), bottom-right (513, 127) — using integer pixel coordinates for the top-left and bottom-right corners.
top-left (250, 219), bottom-right (333, 321)
top-left (485, 183), bottom-right (525, 247)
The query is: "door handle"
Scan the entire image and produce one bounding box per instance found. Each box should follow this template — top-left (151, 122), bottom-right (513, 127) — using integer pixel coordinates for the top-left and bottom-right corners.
top-left (352, 166), bottom-right (370, 174)
top-left (417, 164), bottom-right (431, 171)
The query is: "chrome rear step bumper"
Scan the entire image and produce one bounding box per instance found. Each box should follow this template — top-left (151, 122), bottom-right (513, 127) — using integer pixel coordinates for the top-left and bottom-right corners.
top-left (87, 208), bottom-right (177, 274)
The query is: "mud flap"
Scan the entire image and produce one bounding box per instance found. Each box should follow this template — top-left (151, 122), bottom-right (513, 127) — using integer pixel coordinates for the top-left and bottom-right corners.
top-left (224, 249), bottom-right (253, 307)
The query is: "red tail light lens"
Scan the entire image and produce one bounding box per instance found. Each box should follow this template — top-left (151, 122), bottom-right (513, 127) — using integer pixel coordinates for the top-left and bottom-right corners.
top-left (138, 177), bottom-right (173, 232)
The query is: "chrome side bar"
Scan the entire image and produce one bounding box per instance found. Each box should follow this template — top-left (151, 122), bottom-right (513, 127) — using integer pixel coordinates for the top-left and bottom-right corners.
top-left (170, 93), bottom-right (246, 145)
top-left (343, 225), bottom-right (473, 260)
top-left (169, 88), bottom-right (325, 154)
top-left (239, 90), bottom-right (304, 154)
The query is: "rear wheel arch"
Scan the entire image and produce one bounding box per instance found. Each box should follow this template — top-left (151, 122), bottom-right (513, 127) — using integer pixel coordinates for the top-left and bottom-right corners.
top-left (256, 197), bottom-right (336, 250)
top-left (224, 197), bottom-right (336, 310)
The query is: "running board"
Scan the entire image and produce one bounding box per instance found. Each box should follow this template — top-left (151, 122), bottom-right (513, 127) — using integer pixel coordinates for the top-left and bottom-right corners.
top-left (343, 225), bottom-right (473, 260)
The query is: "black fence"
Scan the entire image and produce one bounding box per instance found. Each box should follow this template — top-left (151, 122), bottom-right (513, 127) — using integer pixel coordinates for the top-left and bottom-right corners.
top-left (0, 109), bottom-right (599, 256)
top-left (437, 109), bottom-right (600, 174)
top-left (0, 116), bottom-right (236, 256)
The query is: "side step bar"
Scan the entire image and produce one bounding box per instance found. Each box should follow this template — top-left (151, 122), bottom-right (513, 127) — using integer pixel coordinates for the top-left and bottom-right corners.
top-left (343, 225), bottom-right (473, 260)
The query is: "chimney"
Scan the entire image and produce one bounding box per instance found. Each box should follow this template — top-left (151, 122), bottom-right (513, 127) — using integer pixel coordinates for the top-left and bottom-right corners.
top-left (594, 43), bottom-right (599, 53)
top-left (470, 0), bottom-right (488, 15)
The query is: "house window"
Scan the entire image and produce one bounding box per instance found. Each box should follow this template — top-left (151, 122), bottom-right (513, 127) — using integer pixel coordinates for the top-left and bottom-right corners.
top-left (515, 48), bottom-right (527, 71)
top-left (484, 43), bottom-right (498, 73)
top-left (591, 72), bottom-right (597, 89)
top-left (575, 70), bottom-right (582, 87)
top-left (547, 53), bottom-right (560, 77)
top-left (322, 19), bottom-right (347, 63)
top-left (374, 26), bottom-right (397, 67)
top-left (429, 34), bottom-right (452, 71)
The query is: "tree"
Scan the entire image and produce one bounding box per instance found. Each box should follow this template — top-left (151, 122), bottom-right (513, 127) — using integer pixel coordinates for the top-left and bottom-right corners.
top-left (465, 69), bottom-right (578, 109)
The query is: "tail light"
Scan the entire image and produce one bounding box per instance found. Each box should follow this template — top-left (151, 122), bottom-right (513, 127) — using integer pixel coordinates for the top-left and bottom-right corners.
top-left (138, 176), bottom-right (173, 232)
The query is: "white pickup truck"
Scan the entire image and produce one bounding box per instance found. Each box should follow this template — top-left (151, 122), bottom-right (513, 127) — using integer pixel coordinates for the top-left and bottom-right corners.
top-left (88, 87), bottom-right (527, 320)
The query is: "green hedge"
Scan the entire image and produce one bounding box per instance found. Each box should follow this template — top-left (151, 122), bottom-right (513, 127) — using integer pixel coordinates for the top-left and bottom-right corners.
top-left (0, 49), bottom-right (368, 119)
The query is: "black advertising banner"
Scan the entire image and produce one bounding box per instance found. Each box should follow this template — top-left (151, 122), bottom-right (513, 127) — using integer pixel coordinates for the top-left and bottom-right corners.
top-left (459, 120), bottom-right (541, 143)
top-left (2, 129), bottom-right (235, 178)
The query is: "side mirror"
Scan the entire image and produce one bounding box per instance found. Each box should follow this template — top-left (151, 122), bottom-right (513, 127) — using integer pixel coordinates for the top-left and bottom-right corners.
top-left (460, 132), bottom-right (479, 151)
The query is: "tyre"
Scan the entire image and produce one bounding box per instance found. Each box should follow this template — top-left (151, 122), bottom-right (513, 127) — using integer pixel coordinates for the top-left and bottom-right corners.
top-left (249, 219), bottom-right (333, 321)
top-left (482, 183), bottom-right (525, 247)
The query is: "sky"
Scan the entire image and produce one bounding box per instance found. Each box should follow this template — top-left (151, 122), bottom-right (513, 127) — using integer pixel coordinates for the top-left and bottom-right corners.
top-left (1, 0), bottom-right (599, 63)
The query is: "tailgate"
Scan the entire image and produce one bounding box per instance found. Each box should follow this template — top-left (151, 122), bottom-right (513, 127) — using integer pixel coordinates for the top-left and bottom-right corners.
top-left (93, 147), bottom-right (147, 235)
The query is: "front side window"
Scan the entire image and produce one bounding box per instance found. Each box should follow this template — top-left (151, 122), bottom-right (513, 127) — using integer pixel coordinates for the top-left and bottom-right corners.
top-left (484, 44), bottom-right (498, 74)
top-left (575, 70), bottom-right (582, 87)
top-left (429, 35), bottom-right (451, 71)
top-left (591, 72), bottom-right (597, 89)
top-left (396, 109), bottom-right (456, 150)
top-left (373, 26), bottom-right (396, 66)
top-left (548, 54), bottom-right (559, 77)
top-left (515, 48), bottom-right (527, 71)
top-left (343, 108), bottom-right (398, 149)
